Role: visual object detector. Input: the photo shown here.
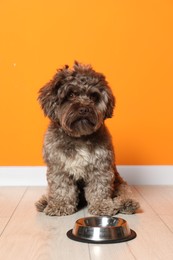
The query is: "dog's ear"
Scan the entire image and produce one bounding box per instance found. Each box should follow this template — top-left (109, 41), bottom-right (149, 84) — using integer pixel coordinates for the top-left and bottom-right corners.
top-left (104, 87), bottom-right (116, 119)
top-left (38, 65), bottom-right (69, 120)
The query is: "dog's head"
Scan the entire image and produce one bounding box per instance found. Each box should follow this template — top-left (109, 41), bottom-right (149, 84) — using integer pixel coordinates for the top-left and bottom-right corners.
top-left (38, 61), bottom-right (115, 137)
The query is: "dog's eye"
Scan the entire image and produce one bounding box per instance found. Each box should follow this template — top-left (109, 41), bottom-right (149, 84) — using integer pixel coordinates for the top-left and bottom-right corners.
top-left (90, 92), bottom-right (100, 102)
top-left (68, 91), bottom-right (77, 99)
top-left (69, 92), bottom-right (75, 98)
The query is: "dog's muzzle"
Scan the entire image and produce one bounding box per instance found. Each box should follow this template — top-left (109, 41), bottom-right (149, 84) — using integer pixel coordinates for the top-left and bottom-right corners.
top-left (78, 106), bottom-right (92, 115)
top-left (72, 106), bottom-right (97, 127)
top-left (61, 104), bottom-right (100, 137)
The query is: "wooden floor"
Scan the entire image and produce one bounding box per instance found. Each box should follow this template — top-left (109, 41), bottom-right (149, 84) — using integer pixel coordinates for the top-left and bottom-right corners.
top-left (0, 186), bottom-right (173, 260)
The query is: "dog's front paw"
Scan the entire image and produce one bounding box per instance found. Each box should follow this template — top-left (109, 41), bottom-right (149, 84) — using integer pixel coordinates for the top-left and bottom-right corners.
top-left (88, 199), bottom-right (119, 216)
top-left (118, 199), bottom-right (140, 214)
top-left (44, 203), bottom-right (76, 216)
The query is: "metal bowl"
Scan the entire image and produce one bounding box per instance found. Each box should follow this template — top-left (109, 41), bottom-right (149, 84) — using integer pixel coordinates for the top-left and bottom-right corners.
top-left (67, 216), bottom-right (136, 244)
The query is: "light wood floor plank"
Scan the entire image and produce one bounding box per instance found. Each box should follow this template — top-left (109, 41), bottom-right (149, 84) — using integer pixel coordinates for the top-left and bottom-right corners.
top-left (0, 218), bottom-right (9, 235)
top-left (0, 187), bottom-right (26, 234)
top-left (119, 186), bottom-right (173, 260)
top-left (89, 243), bottom-right (135, 260)
top-left (0, 187), bottom-right (27, 217)
top-left (136, 186), bottom-right (173, 215)
top-left (0, 187), bottom-right (90, 260)
top-left (136, 185), bottom-right (173, 232)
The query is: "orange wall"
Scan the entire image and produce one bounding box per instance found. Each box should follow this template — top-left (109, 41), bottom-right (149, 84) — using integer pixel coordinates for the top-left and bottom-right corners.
top-left (0, 0), bottom-right (173, 166)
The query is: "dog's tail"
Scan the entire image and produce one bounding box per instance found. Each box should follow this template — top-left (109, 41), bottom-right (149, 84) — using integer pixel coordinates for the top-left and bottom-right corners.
top-left (35, 194), bottom-right (48, 212)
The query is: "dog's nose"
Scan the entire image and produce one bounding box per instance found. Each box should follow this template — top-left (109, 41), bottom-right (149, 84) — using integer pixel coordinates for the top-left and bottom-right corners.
top-left (79, 107), bottom-right (90, 114)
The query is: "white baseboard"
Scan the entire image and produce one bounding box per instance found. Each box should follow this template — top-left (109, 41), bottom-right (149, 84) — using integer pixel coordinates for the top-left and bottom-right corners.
top-left (0, 166), bottom-right (172, 186)
top-left (118, 165), bottom-right (173, 185)
top-left (0, 167), bottom-right (47, 186)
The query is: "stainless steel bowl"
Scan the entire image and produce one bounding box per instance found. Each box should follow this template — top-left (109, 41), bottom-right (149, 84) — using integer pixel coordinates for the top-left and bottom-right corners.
top-left (67, 216), bottom-right (136, 244)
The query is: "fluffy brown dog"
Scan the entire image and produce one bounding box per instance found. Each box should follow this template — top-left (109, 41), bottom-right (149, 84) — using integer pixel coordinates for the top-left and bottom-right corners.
top-left (35, 61), bottom-right (139, 216)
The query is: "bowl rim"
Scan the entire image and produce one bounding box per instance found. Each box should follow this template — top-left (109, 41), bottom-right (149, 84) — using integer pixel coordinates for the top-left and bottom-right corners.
top-left (75, 216), bottom-right (127, 228)
top-left (66, 229), bottom-right (137, 244)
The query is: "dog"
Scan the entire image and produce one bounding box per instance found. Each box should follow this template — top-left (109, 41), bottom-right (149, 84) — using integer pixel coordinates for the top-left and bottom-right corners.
top-left (35, 61), bottom-right (139, 216)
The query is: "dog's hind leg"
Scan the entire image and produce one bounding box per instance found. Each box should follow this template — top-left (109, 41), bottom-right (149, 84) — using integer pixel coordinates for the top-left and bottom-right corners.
top-left (35, 194), bottom-right (48, 212)
top-left (113, 183), bottom-right (140, 214)
top-left (112, 167), bottom-right (140, 214)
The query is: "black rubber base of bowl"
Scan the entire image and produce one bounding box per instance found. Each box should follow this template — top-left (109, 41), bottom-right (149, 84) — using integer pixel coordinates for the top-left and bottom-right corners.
top-left (67, 229), bottom-right (137, 244)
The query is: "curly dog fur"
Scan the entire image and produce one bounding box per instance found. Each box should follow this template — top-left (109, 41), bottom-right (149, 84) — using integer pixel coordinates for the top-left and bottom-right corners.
top-left (35, 61), bottom-right (139, 216)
